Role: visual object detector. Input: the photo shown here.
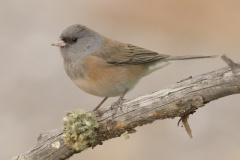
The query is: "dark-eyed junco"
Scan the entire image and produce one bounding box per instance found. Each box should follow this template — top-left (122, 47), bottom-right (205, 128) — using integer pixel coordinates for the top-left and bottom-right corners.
top-left (52, 24), bottom-right (216, 110)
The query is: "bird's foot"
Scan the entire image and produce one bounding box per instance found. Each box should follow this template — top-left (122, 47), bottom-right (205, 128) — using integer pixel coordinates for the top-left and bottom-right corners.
top-left (111, 96), bottom-right (125, 110)
top-left (110, 97), bottom-right (125, 117)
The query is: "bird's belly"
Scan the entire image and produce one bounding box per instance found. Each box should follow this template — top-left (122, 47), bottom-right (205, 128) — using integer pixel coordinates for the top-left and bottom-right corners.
top-left (73, 76), bottom-right (136, 97)
top-left (66, 55), bottom-right (147, 97)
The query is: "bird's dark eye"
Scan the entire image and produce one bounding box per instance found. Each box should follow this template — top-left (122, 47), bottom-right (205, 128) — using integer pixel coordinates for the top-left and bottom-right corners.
top-left (71, 37), bottom-right (78, 43)
top-left (60, 37), bottom-right (77, 44)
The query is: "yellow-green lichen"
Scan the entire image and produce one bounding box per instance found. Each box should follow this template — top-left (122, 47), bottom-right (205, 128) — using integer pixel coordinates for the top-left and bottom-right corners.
top-left (62, 109), bottom-right (99, 151)
top-left (51, 141), bottom-right (60, 149)
top-left (121, 131), bottom-right (130, 139)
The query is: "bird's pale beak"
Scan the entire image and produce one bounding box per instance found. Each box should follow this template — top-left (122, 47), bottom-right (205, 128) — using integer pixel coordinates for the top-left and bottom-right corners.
top-left (51, 39), bottom-right (66, 47)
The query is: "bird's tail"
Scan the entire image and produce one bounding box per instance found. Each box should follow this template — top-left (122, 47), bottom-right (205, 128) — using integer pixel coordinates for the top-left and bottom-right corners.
top-left (167, 55), bottom-right (218, 61)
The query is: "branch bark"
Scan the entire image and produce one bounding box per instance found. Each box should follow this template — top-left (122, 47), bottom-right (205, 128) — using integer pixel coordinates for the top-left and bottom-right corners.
top-left (14, 55), bottom-right (240, 160)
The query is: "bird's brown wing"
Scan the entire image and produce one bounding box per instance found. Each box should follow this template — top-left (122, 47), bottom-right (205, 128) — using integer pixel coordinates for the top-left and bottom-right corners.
top-left (94, 39), bottom-right (170, 65)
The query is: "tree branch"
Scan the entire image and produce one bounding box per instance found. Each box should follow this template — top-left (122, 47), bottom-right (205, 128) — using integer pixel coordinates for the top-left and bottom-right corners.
top-left (14, 55), bottom-right (240, 160)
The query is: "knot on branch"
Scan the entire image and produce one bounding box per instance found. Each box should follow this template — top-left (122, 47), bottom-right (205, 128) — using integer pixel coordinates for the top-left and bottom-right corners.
top-left (222, 55), bottom-right (240, 75)
top-left (62, 109), bottom-right (99, 151)
top-left (176, 95), bottom-right (204, 115)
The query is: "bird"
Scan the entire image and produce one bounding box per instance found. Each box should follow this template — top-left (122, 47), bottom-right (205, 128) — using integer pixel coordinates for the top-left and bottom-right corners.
top-left (52, 24), bottom-right (216, 110)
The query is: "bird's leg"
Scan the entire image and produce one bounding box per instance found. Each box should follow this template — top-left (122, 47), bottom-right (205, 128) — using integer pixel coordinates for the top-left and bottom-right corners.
top-left (111, 89), bottom-right (128, 111)
top-left (94, 97), bottom-right (108, 111)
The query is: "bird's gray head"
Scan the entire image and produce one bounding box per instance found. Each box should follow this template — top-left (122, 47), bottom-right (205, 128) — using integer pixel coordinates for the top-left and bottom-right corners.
top-left (52, 24), bottom-right (104, 60)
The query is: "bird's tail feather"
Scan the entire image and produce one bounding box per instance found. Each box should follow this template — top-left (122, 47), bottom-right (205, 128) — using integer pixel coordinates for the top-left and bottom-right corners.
top-left (167, 55), bottom-right (218, 61)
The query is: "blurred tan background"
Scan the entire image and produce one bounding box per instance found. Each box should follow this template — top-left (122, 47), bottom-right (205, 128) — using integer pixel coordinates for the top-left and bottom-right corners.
top-left (1, 0), bottom-right (240, 159)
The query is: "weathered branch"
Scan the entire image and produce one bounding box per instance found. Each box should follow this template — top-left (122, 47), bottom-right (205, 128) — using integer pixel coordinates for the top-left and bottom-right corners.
top-left (14, 55), bottom-right (240, 160)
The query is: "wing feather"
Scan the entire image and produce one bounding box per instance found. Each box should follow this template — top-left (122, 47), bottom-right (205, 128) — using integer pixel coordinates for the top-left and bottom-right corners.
top-left (93, 39), bottom-right (169, 65)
